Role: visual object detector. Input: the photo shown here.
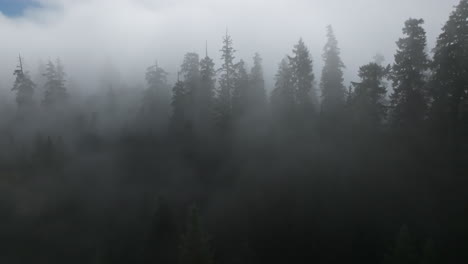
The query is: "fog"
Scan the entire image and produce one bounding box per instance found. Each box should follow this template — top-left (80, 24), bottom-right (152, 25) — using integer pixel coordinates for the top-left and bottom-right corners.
top-left (1, 0), bottom-right (467, 263)
top-left (0, 0), bottom-right (459, 96)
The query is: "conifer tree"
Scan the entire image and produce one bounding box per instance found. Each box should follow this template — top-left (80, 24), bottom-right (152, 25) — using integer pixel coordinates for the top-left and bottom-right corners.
top-left (11, 55), bottom-right (35, 111)
top-left (289, 38), bottom-right (315, 116)
top-left (430, 0), bottom-right (468, 144)
top-left (42, 59), bottom-right (68, 108)
top-left (390, 18), bottom-right (429, 129)
top-left (216, 32), bottom-right (236, 130)
top-left (320, 25), bottom-right (345, 116)
top-left (180, 52), bottom-right (201, 126)
top-left (143, 61), bottom-right (168, 114)
top-left (171, 75), bottom-right (188, 132)
top-left (198, 49), bottom-right (216, 130)
top-left (349, 62), bottom-right (389, 127)
top-left (248, 53), bottom-right (267, 111)
top-left (232, 59), bottom-right (249, 119)
top-left (271, 57), bottom-right (295, 123)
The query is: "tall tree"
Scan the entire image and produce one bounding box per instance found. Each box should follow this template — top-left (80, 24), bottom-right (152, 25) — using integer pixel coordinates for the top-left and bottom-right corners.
top-left (348, 62), bottom-right (389, 128)
top-left (232, 59), bottom-right (249, 119)
top-left (141, 61), bottom-right (170, 131)
top-left (180, 52), bottom-right (201, 127)
top-left (320, 25), bottom-right (346, 116)
top-left (171, 74), bottom-right (188, 132)
top-left (271, 57), bottom-right (295, 124)
top-left (42, 59), bottom-right (68, 108)
top-left (390, 18), bottom-right (429, 129)
top-left (289, 38), bottom-right (316, 116)
top-left (248, 53), bottom-right (267, 112)
top-left (197, 49), bottom-right (216, 131)
top-left (215, 32), bottom-right (236, 130)
top-left (430, 0), bottom-right (468, 146)
top-left (11, 55), bottom-right (35, 111)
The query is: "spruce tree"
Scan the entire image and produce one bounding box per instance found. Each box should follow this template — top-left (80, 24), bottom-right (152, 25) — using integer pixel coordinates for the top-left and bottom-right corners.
top-left (390, 18), bottom-right (429, 129)
top-left (42, 59), bottom-right (68, 108)
top-left (430, 0), bottom-right (468, 145)
top-left (289, 38), bottom-right (315, 116)
top-left (171, 75), bottom-right (188, 132)
top-left (216, 32), bottom-right (236, 130)
top-left (180, 52), bottom-right (201, 127)
top-left (248, 53), bottom-right (267, 112)
top-left (11, 55), bottom-right (35, 111)
top-left (198, 50), bottom-right (216, 130)
top-left (232, 59), bottom-right (249, 119)
top-left (143, 61), bottom-right (168, 114)
top-left (349, 62), bottom-right (389, 127)
top-left (271, 57), bottom-right (295, 123)
top-left (320, 25), bottom-right (345, 117)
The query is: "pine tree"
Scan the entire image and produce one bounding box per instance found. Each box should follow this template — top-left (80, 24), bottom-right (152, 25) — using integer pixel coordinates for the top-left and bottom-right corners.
top-left (289, 38), bottom-right (316, 116)
top-left (143, 61), bottom-right (168, 114)
top-left (215, 32), bottom-right (236, 130)
top-left (11, 55), bottom-right (35, 111)
top-left (390, 18), bottom-right (429, 129)
top-left (232, 59), bottom-right (249, 119)
top-left (180, 52), bottom-right (201, 126)
top-left (42, 59), bottom-right (68, 108)
top-left (271, 57), bottom-right (295, 123)
top-left (349, 62), bottom-right (389, 127)
top-left (430, 0), bottom-right (468, 145)
top-left (248, 52), bottom-right (267, 112)
top-left (178, 206), bottom-right (213, 264)
top-left (320, 25), bottom-right (346, 116)
top-left (198, 49), bottom-right (216, 130)
top-left (171, 76), bottom-right (188, 132)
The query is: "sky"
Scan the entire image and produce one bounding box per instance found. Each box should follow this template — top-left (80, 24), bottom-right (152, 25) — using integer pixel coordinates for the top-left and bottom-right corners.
top-left (0, 0), bottom-right (462, 98)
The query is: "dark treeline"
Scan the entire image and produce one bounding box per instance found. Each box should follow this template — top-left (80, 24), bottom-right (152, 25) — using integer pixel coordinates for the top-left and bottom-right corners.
top-left (1, 1), bottom-right (468, 264)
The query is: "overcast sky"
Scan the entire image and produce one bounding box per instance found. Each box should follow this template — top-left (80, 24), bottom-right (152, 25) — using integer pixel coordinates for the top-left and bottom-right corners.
top-left (0, 0), bottom-right (461, 97)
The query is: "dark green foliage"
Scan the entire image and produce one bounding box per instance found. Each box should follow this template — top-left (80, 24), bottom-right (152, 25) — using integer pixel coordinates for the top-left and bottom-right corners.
top-left (321, 25), bottom-right (345, 116)
top-left (390, 19), bottom-right (429, 129)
